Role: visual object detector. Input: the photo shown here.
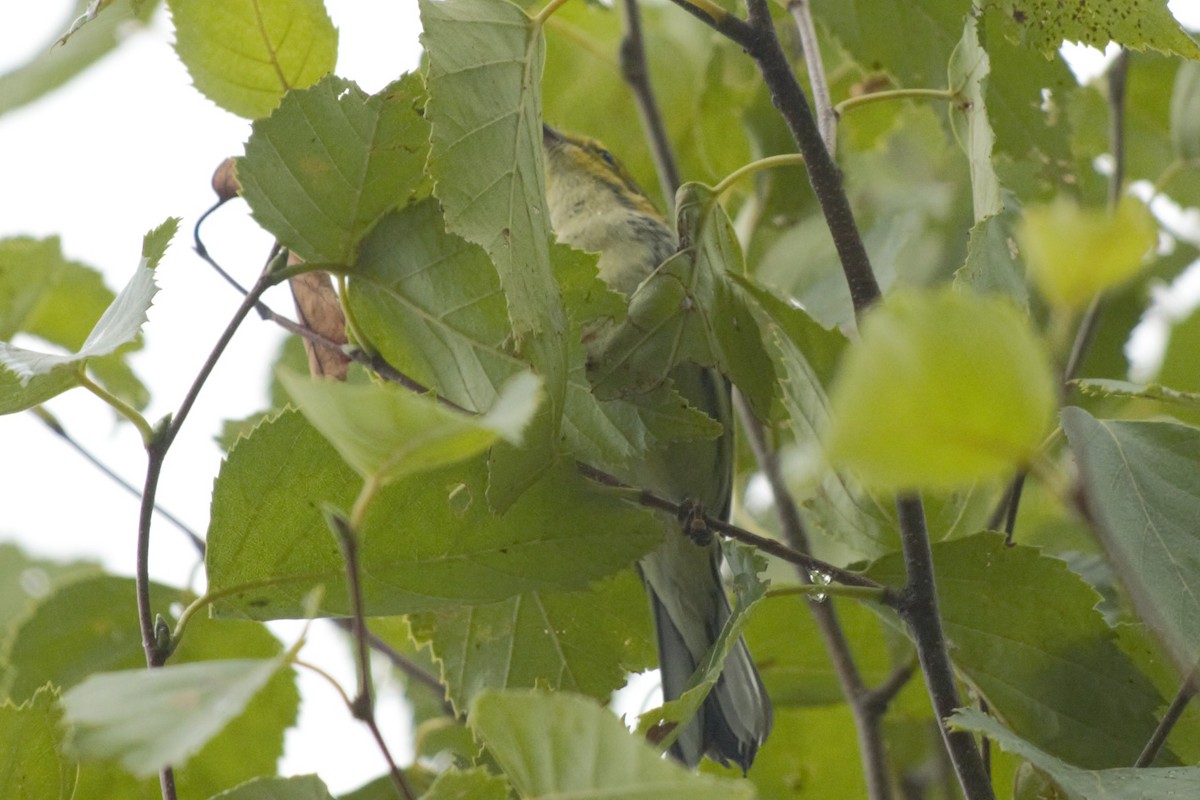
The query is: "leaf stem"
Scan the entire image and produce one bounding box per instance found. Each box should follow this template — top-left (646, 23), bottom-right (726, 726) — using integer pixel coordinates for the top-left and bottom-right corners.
top-left (350, 474), bottom-right (383, 532)
top-left (787, 0), bottom-right (837, 152)
top-left (76, 369), bottom-right (154, 443)
top-left (712, 154), bottom-right (807, 198)
top-left (834, 88), bottom-right (959, 118)
top-left (768, 584), bottom-right (889, 602)
top-left (532, 0), bottom-right (572, 26)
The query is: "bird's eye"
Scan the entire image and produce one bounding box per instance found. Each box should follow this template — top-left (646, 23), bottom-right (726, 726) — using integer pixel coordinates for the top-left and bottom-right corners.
top-left (599, 149), bottom-right (616, 167)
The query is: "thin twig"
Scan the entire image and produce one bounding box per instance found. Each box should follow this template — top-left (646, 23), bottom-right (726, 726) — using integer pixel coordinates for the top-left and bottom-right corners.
top-left (134, 256), bottom-right (279, 800)
top-left (31, 408), bottom-right (206, 556)
top-left (787, 0), bottom-right (836, 153)
top-left (576, 461), bottom-right (885, 592)
top-left (619, 0), bottom-right (680, 210)
top-left (1135, 663), bottom-right (1200, 767)
top-left (331, 619), bottom-right (456, 718)
top-left (863, 659), bottom-right (917, 715)
top-left (737, 395), bottom-right (894, 800)
top-left (326, 510), bottom-right (417, 800)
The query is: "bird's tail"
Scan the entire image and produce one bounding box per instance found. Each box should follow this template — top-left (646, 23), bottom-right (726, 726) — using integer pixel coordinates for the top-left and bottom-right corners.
top-left (644, 536), bottom-right (773, 772)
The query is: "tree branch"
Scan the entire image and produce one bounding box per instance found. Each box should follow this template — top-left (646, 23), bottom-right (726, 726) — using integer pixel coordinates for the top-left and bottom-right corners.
top-left (894, 496), bottom-right (994, 799)
top-left (661, 2), bottom-right (988, 793)
top-left (619, 0), bottom-right (681, 211)
top-left (737, 395), bottom-right (894, 799)
top-left (739, 0), bottom-right (881, 317)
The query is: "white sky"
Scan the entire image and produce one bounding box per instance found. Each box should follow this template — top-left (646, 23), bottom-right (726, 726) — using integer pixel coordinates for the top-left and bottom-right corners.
top-left (2, 0), bottom-right (1200, 794)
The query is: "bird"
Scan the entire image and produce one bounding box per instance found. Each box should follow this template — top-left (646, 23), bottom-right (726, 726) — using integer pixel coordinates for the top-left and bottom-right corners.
top-left (542, 123), bottom-right (773, 772)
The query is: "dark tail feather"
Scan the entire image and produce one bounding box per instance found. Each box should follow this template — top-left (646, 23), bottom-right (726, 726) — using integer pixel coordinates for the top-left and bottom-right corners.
top-left (650, 583), bottom-right (773, 772)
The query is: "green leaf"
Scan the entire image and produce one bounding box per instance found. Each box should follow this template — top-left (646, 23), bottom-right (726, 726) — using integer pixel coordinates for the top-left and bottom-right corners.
top-left (733, 274), bottom-right (846, 399)
top-left (1, 575), bottom-right (298, 798)
top-left (205, 410), bottom-right (662, 619)
top-left (409, 571), bottom-right (654, 713)
top-left (0, 236), bottom-right (150, 412)
top-left (0, 237), bottom-right (108, 342)
top-left (166, 0), bottom-right (337, 119)
top-left (950, 708), bottom-right (1200, 799)
top-left (278, 369), bottom-right (541, 484)
top-left (710, 705), bottom-right (867, 797)
top-left (1073, 379), bottom-right (1200, 411)
top-left (867, 534), bottom-right (1166, 768)
top-left (1018, 196), bottom-right (1157, 310)
top-left (1062, 409), bottom-right (1200, 670)
top-left (238, 74), bottom-right (430, 265)
top-left (422, 768), bottom-right (511, 800)
top-left (0, 220), bottom-right (176, 395)
top-left (209, 774), bottom-right (334, 799)
top-left (954, 207), bottom-right (1029, 307)
top-left (0, 686), bottom-right (75, 800)
top-left (1171, 61), bottom-right (1200, 162)
top-left (949, 15), bottom-right (1002, 221)
top-left (421, 0), bottom-right (568, 411)
top-left (0, 365), bottom-right (81, 416)
top-left (811, 0), bottom-right (964, 90)
top-left (982, 0), bottom-right (1200, 60)
top-left (0, 543), bottom-right (100, 638)
top-left (63, 656), bottom-right (285, 777)
top-left (469, 690), bottom-right (755, 799)
top-left (977, 6), bottom-right (1076, 171)
top-left (347, 200), bottom-right (515, 412)
top-left (0, 0), bottom-right (159, 117)
top-left (825, 288), bottom-right (1056, 491)
top-left (588, 183), bottom-right (777, 419)
top-left (745, 593), bottom-right (899, 707)
top-left (347, 201), bottom-right (720, 475)
top-left (1160, 301), bottom-right (1200, 394)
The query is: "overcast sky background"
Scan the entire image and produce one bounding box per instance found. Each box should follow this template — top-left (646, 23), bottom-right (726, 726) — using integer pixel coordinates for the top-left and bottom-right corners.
top-left (2, 1), bottom-right (1200, 793)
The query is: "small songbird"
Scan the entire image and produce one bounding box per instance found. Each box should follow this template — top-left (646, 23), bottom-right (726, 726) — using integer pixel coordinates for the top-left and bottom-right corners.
top-left (542, 124), bottom-right (772, 772)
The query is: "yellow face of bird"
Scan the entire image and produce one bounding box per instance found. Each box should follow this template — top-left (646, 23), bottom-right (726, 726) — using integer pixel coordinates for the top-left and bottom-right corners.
top-left (542, 125), bottom-right (662, 224)
top-left (542, 125), bottom-right (675, 294)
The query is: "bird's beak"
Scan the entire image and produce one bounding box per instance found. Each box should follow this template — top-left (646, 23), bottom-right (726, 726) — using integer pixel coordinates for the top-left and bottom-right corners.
top-left (542, 123), bottom-right (563, 146)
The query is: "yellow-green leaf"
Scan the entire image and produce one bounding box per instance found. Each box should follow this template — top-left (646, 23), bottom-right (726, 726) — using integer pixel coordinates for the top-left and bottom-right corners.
top-left (167, 0), bottom-right (337, 119)
top-left (1019, 196), bottom-right (1157, 310)
top-left (278, 369), bottom-right (542, 485)
top-left (825, 288), bottom-right (1055, 491)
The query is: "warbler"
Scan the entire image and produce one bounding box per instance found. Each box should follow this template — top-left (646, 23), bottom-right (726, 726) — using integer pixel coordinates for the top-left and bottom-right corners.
top-left (543, 124), bottom-right (773, 771)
